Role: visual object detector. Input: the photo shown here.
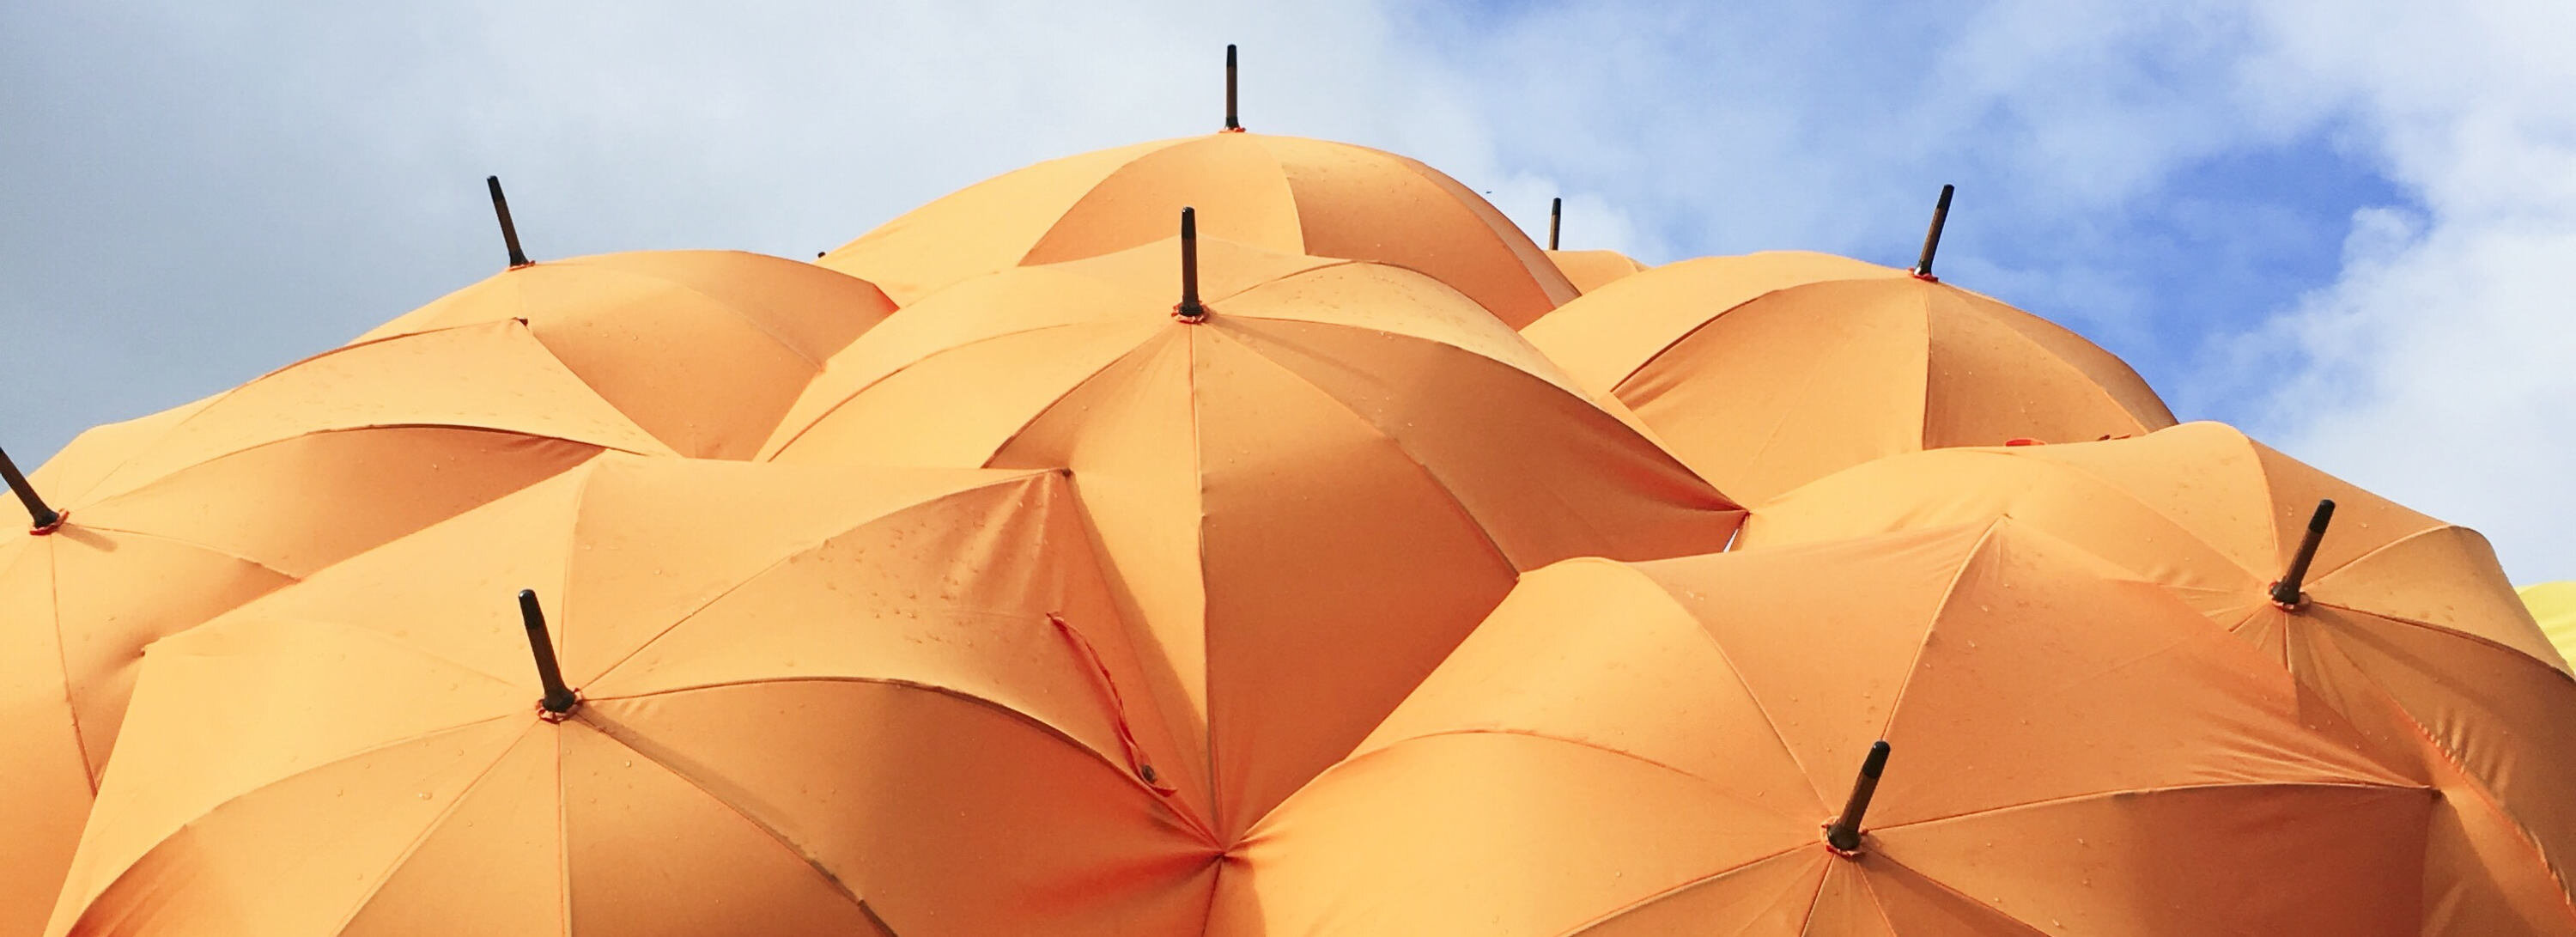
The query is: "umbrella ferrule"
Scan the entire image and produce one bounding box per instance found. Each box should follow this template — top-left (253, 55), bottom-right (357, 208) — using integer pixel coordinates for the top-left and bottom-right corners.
top-left (1547, 197), bottom-right (1563, 251)
top-left (1224, 44), bottom-right (1242, 132)
top-left (0, 446), bottom-right (64, 533)
top-left (488, 175), bottom-right (532, 269)
top-left (2269, 499), bottom-right (2336, 609)
top-left (1911, 184), bottom-right (1953, 281)
top-left (518, 589), bottom-right (581, 718)
top-left (1175, 207), bottom-right (1208, 322)
top-left (1824, 740), bottom-right (1891, 855)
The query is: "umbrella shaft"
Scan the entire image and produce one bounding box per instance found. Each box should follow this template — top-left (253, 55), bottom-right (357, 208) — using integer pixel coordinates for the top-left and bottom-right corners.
top-left (1915, 184), bottom-right (1953, 276)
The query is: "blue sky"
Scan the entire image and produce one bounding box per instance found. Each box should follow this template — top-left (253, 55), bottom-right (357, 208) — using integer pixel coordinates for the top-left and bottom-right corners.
top-left (4, 0), bottom-right (2571, 580)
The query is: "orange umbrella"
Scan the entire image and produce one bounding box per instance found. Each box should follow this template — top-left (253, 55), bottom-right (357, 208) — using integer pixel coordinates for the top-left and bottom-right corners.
top-left (46, 456), bottom-right (1216, 936)
top-left (1746, 422), bottom-right (2576, 934)
top-left (817, 59), bottom-right (1574, 329)
top-left (1523, 191), bottom-right (2175, 502)
top-left (356, 242), bottom-right (895, 459)
top-left (0, 323), bottom-right (673, 936)
top-left (767, 217), bottom-right (1739, 838)
top-left (1215, 523), bottom-right (2433, 935)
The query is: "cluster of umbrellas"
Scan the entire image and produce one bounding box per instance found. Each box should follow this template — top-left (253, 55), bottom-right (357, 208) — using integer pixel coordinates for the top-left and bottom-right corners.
top-left (6, 49), bottom-right (2573, 936)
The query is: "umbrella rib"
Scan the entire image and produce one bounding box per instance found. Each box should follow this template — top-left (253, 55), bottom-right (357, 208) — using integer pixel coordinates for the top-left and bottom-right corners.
top-left (1324, 727), bottom-right (1792, 815)
top-left (586, 720), bottom-right (881, 917)
top-left (1864, 852), bottom-right (2054, 937)
top-left (1005, 145), bottom-right (1166, 268)
top-left (554, 721), bottom-right (573, 937)
top-left (62, 715), bottom-right (523, 932)
top-left (1552, 847), bottom-right (1812, 937)
top-left (1872, 520), bottom-right (2014, 743)
top-left (583, 676), bottom-right (1156, 795)
top-left (1902, 286), bottom-right (1940, 450)
top-left (1722, 314), bottom-right (1856, 497)
top-left (1847, 861), bottom-right (1907, 934)
top-left (767, 320), bottom-right (1128, 459)
top-left (90, 424), bottom-right (661, 511)
top-left (1257, 137), bottom-right (1308, 254)
top-left (2305, 524), bottom-right (2438, 587)
top-left (317, 722), bottom-right (546, 937)
top-left (1640, 583), bottom-right (1833, 796)
top-left (1604, 279), bottom-right (1850, 392)
top-left (2312, 594), bottom-right (2572, 672)
top-left (1974, 447), bottom-right (2267, 584)
top-left (1872, 778), bottom-right (2428, 833)
top-left (40, 404), bottom-right (205, 507)
top-left (1392, 154), bottom-right (1568, 310)
top-left (572, 492), bottom-right (1054, 691)
top-left (39, 539), bottom-right (108, 793)
top-left (1182, 324), bottom-right (1220, 828)
top-left (2295, 620), bottom-right (2576, 921)
top-left (243, 611), bottom-right (531, 694)
top-left (93, 320), bottom-right (644, 485)
top-left (1214, 324), bottom-right (1517, 569)
top-left (40, 520), bottom-right (301, 581)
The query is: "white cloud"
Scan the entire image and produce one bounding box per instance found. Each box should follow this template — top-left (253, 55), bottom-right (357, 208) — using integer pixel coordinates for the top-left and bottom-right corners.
top-left (2226, 0), bottom-right (2576, 581)
top-left (6, 0), bottom-right (2572, 579)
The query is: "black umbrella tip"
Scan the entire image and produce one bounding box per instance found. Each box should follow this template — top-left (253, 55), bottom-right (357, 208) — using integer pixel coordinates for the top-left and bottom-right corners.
top-left (1825, 739), bottom-right (1893, 855)
top-left (516, 588), bottom-right (580, 717)
top-left (2269, 498), bottom-right (2339, 609)
top-left (1223, 44), bottom-right (1243, 132)
top-left (1912, 184), bottom-right (1955, 281)
top-left (1175, 207), bottom-right (1207, 321)
top-left (487, 175), bottom-right (532, 269)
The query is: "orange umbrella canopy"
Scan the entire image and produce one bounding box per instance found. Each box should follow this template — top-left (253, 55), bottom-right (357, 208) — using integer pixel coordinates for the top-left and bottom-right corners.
top-left (1746, 422), bottom-right (2576, 934)
top-left (0, 326), bottom-right (671, 937)
top-left (354, 249), bottom-right (896, 459)
top-left (1522, 250), bottom-right (2178, 502)
top-left (1215, 524), bottom-right (2433, 936)
top-left (1546, 248), bottom-right (1649, 294)
top-left (46, 456), bottom-right (1216, 937)
top-left (816, 133), bottom-right (1578, 327)
top-left (765, 233), bottom-right (1739, 838)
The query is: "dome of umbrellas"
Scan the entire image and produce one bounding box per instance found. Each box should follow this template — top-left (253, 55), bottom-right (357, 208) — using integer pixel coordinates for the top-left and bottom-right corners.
top-left (9, 47), bottom-right (2576, 937)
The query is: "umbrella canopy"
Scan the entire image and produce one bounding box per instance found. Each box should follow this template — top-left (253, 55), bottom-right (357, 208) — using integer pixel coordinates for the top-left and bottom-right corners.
top-left (1522, 250), bottom-right (2177, 502)
top-left (815, 133), bottom-right (1577, 327)
top-left (765, 231), bottom-right (1739, 838)
top-left (46, 456), bottom-right (1216, 937)
top-left (1546, 248), bottom-right (1649, 294)
top-left (2523, 582), bottom-right (2576, 668)
top-left (1745, 423), bottom-right (2576, 934)
top-left (2, 322), bottom-right (672, 937)
top-left (1213, 523), bottom-right (2432, 936)
top-left (353, 249), bottom-right (896, 459)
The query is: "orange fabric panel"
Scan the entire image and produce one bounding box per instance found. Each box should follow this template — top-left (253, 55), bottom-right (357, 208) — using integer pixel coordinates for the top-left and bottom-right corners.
top-left (354, 250), bottom-right (894, 459)
top-left (1526, 253), bottom-right (2174, 502)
